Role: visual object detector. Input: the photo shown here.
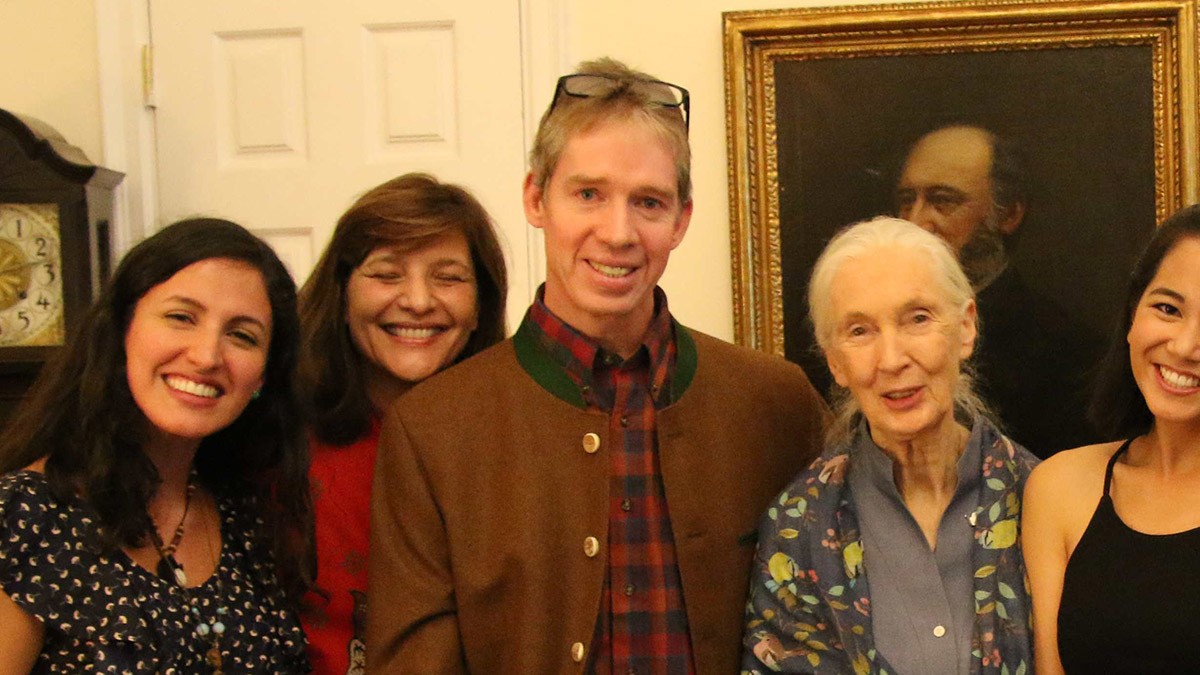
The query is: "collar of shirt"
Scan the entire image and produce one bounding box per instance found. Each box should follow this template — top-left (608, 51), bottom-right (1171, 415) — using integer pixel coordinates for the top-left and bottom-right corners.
top-left (851, 415), bottom-right (984, 503)
top-left (527, 285), bottom-right (676, 410)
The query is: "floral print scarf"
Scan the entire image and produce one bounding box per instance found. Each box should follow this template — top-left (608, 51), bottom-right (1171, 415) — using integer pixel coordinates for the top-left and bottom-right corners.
top-left (742, 416), bottom-right (1037, 674)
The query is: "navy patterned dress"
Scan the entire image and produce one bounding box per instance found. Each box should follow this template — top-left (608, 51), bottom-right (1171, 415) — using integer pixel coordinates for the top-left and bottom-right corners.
top-left (0, 471), bottom-right (309, 673)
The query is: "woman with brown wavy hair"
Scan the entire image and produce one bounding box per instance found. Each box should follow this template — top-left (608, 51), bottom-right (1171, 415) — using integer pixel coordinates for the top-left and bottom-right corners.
top-left (297, 173), bottom-right (507, 674)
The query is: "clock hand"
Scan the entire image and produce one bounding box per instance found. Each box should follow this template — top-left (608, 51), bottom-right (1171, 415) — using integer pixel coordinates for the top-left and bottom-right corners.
top-left (0, 260), bottom-right (40, 277)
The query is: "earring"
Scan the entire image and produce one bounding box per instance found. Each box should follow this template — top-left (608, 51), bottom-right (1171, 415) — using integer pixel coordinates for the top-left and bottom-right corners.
top-left (251, 389), bottom-right (262, 400)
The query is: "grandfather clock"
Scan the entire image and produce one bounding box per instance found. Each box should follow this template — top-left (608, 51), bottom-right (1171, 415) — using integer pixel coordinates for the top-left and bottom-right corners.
top-left (0, 109), bottom-right (123, 427)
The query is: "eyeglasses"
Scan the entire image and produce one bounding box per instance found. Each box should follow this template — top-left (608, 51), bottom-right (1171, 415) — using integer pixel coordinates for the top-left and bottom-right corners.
top-left (549, 73), bottom-right (690, 132)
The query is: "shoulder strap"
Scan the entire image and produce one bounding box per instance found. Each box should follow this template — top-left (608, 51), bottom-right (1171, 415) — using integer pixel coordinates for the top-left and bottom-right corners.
top-left (1104, 438), bottom-right (1136, 496)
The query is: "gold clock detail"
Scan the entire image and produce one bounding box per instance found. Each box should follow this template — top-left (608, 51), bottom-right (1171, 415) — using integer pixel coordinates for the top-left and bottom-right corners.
top-left (0, 203), bottom-right (64, 347)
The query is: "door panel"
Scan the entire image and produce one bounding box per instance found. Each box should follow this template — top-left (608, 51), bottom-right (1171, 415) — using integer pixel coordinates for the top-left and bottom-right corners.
top-left (151, 1), bottom-right (530, 327)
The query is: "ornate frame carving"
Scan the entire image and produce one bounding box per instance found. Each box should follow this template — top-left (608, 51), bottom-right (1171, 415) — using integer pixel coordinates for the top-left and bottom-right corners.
top-left (724, 0), bottom-right (1200, 355)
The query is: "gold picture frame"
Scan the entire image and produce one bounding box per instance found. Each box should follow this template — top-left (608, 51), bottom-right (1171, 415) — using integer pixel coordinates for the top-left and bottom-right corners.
top-left (725, 0), bottom-right (1199, 354)
top-left (724, 0), bottom-right (1199, 453)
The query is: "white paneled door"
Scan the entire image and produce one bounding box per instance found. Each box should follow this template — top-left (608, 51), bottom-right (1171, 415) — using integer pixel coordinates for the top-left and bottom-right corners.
top-left (149, 1), bottom-right (533, 324)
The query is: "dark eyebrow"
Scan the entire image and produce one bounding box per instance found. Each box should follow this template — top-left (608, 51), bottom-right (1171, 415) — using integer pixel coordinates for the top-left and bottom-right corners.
top-left (359, 251), bottom-right (401, 266)
top-left (165, 295), bottom-right (270, 333)
top-left (896, 183), bottom-right (966, 197)
top-left (165, 296), bottom-right (203, 309)
top-left (926, 185), bottom-right (968, 198)
top-left (230, 315), bottom-right (270, 333)
top-left (431, 258), bottom-right (475, 273)
top-left (1146, 287), bottom-right (1186, 303)
top-left (359, 253), bottom-right (473, 273)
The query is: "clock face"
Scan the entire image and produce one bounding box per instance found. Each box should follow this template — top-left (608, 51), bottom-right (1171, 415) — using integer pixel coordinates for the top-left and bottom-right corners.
top-left (0, 203), bottom-right (64, 347)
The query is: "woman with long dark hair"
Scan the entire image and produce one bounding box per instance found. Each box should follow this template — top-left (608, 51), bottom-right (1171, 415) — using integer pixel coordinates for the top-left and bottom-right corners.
top-left (0, 218), bottom-right (312, 672)
top-left (1025, 203), bottom-right (1200, 673)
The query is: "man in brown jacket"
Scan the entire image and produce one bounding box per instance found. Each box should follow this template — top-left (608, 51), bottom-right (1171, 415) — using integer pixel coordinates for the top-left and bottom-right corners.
top-left (367, 57), bottom-right (828, 674)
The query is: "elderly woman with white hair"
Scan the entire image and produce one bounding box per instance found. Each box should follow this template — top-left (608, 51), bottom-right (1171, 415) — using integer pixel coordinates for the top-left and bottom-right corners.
top-left (742, 217), bottom-right (1038, 674)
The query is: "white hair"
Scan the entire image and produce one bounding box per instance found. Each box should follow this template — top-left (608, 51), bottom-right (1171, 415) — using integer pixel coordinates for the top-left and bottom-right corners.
top-left (806, 216), bottom-right (993, 445)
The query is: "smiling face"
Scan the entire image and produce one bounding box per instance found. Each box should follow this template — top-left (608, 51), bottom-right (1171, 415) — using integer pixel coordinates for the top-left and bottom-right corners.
top-left (823, 246), bottom-right (977, 449)
top-left (344, 231), bottom-right (479, 401)
top-left (124, 258), bottom-right (272, 452)
top-left (524, 115), bottom-right (691, 355)
top-left (1127, 237), bottom-right (1200, 430)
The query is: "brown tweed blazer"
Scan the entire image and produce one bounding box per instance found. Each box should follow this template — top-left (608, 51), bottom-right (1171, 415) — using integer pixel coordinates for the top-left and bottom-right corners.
top-left (367, 317), bottom-right (827, 674)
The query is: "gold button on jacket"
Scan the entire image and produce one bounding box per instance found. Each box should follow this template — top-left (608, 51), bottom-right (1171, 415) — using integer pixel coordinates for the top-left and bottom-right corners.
top-left (582, 432), bottom-right (600, 454)
top-left (583, 536), bottom-right (600, 558)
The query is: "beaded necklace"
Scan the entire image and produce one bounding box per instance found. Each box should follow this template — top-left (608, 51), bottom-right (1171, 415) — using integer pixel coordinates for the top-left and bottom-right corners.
top-left (151, 477), bottom-right (195, 584)
top-left (148, 474), bottom-right (229, 674)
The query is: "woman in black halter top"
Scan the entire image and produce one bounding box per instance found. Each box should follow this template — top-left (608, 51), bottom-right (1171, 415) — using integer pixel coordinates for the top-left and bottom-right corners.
top-left (1022, 204), bottom-right (1200, 674)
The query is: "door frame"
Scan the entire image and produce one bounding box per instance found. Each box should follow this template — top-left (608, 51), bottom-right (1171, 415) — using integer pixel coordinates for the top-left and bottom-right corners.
top-left (95, 0), bottom-right (569, 304)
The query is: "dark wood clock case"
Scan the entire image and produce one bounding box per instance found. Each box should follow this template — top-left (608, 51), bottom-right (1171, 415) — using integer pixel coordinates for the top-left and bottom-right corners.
top-left (0, 109), bottom-right (123, 428)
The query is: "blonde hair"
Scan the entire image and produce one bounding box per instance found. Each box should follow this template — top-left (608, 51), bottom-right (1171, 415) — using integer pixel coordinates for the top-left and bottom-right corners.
top-left (528, 57), bottom-right (691, 204)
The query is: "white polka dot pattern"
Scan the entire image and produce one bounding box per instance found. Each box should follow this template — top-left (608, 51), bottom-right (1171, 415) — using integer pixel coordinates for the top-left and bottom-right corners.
top-left (0, 471), bottom-right (309, 673)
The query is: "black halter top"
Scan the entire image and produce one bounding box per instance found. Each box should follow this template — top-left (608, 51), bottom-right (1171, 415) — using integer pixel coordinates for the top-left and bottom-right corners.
top-left (1057, 438), bottom-right (1200, 674)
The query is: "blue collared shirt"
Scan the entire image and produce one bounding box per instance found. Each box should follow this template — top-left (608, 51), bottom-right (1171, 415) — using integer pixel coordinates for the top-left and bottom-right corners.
top-left (849, 419), bottom-right (983, 675)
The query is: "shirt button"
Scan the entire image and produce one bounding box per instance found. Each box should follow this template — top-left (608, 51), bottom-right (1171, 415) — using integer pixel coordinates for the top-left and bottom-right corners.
top-left (604, 353), bottom-right (620, 366)
top-left (570, 641), bottom-right (586, 663)
top-left (582, 433), bottom-right (600, 454)
top-left (583, 536), bottom-right (600, 557)
top-left (620, 498), bottom-right (632, 512)
top-left (619, 415), bottom-right (628, 427)
top-left (624, 583), bottom-right (635, 596)
top-left (933, 625), bottom-right (946, 638)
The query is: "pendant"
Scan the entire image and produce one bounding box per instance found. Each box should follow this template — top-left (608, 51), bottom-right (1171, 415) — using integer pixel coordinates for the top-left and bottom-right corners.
top-left (155, 556), bottom-right (173, 582)
top-left (156, 554), bottom-right (188, 586)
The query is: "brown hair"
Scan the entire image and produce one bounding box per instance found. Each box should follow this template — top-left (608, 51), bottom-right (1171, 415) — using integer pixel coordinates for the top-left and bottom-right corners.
top-left (528, 57), bottom-right (691, 204)
top-left (297, 173), bottom-right (508, 444)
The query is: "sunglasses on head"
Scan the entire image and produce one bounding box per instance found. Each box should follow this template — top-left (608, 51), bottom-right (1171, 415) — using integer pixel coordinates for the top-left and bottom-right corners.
top-left (549, 73), bottom-right (690, 132)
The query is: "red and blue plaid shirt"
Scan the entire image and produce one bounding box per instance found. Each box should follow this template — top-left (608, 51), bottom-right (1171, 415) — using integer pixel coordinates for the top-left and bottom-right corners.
top-left (529, 288), bottom-right (696, 675)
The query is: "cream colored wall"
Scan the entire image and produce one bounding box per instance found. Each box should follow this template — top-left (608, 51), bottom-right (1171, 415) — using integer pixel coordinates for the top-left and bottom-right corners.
top-left (0, 0), bottom-right (103, 164)
top-left (566, 0), bottom-right (895, 341)
top-left (0, 0), bottom-right (901, 342)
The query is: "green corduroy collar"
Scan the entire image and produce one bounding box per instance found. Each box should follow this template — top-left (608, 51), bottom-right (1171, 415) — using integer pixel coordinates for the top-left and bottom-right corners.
top-left (512, 313), bottom-right (698, 410)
